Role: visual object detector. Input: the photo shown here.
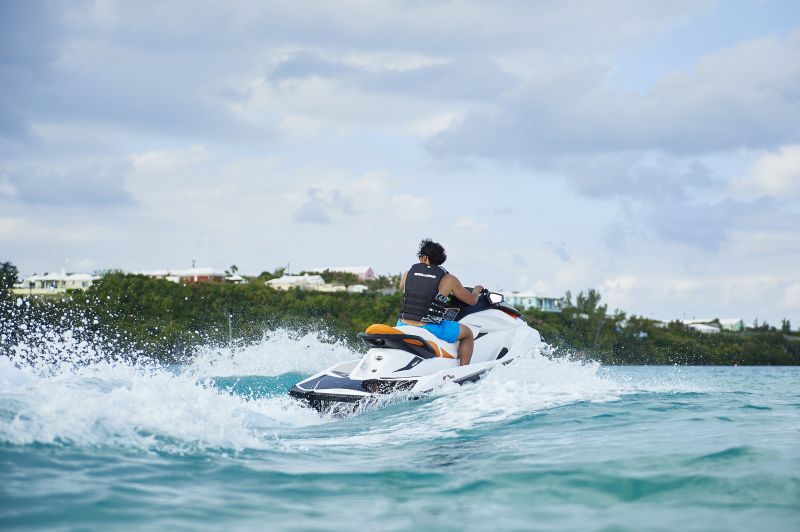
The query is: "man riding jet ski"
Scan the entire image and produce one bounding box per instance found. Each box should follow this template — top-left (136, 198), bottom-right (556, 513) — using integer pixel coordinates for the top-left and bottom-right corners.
top-left (397, 238), bottom-right (483, 366)
top-left (289, 240), bottom-right (542, 412)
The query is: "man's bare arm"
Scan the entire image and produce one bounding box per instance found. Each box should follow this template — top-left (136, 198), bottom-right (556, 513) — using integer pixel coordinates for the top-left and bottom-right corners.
top-left (399, 271), bottom-right (408, 292)
top-left (443, 274), bottom-right (483, 305)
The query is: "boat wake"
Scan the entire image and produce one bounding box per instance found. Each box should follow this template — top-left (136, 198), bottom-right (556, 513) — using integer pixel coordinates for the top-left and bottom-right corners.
top-left (0, 325), bottom-right (699, 455)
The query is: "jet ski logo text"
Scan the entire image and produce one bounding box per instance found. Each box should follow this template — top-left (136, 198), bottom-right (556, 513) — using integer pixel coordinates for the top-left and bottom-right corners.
top-left (413, 272), bottom-right (437, 279)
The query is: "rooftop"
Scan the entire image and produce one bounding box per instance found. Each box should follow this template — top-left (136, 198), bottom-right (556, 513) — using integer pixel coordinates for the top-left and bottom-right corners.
top-left (311, 266), bottom-right (373, 275)
top-left (135, 268), bottom-right (225, 277)
top-left (21, 272), bottom-right (99, 282)
top-left (267, 274), bottom-right (326, 286)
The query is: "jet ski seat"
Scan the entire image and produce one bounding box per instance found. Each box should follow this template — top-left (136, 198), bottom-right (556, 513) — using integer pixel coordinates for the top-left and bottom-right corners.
top-left (362, 324), bottom-right (456, 359)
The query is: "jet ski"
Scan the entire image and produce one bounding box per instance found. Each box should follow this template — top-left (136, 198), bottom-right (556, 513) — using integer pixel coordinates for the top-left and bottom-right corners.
top-left (289, 290), bottom-right (542, 412)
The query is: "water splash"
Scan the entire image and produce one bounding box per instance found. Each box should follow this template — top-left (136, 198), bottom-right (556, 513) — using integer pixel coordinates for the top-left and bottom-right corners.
top-left (0, 325), bottom-right (347, 452)
top-left (0, 318), bottom-right (700, 455)
top-left (187, 328), bottom-right (357, 378)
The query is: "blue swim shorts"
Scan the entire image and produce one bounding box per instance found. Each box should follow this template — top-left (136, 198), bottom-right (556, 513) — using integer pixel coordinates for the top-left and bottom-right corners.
top-left (396, 319), bottom-right (460, 343)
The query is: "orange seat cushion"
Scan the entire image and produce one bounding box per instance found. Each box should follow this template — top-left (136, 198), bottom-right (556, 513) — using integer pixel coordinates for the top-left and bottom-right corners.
top-left (364, 324), bottom-right (456, 359)
top-left (365, 324), bottom-right (402, 335)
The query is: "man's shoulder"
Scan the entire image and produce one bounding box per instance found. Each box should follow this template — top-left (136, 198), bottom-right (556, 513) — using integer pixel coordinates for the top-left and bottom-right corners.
top-left (440, 271), bottom-right (459, 284)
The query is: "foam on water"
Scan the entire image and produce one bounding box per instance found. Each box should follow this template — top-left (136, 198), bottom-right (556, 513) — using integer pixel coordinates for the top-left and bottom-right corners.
top-left (187, 328), bottom-right (357, 378)
top-left (297, 351), bottom-right (630, 448)
top-left (0, 324), bottom-right (699, 455)
top-left (0, 328), bottom-right (340, 452)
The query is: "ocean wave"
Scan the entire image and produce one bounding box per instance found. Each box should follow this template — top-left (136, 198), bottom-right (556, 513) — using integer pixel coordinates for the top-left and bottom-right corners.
top-left (0, 324), bottom-right (701, 455)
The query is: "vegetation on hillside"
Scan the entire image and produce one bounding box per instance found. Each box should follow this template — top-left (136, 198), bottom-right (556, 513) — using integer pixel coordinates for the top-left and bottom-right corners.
top-left (1, 268), bottom-right (798, 365)
top-left (524, 289), bottom-right (799, 365)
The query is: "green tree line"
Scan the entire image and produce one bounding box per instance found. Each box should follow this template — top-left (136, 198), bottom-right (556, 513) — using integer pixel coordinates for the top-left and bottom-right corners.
top-left (1, 270), bottom-right (798, 365)
top-left (525, 289), bottom-right (799, 365)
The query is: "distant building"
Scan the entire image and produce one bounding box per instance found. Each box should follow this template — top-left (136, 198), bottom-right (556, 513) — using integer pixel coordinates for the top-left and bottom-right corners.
top-left (225, 274), bottom-right (247, 284)
top-left (314, 283), bottom-right (369, 293)
top-left (718, 318), bottom-right (745, 332)
top-left (686, 323), bottom-right (722, 334)
top-left (136, 268), bottom-right (226, 284)
top-left (315, 283), bottom-right (346, 293)
top-left (266, 274), bottom-right (368, 293)
top-left (12, 271), bottom-right (99, 295)
top-left (678, 318), bottom-right (744, 333)
top-left (266, 274), bottom-right (326, 290)
top-left (311, 266), bottom-right (375, 281)
top-left (177, 268), bottom-right (226, 283)
top-left (501, 290), bottom-right (562, 312)
top-left (346, 284), bottom-right (369, 294)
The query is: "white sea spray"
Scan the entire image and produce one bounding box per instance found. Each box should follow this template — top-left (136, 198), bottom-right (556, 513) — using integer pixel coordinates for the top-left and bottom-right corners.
top-left (1, 311), bottom-right (703, 455)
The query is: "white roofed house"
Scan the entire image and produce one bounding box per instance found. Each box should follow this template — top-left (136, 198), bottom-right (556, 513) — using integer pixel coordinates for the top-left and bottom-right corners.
top-left (678, 318), bottom-right (744, 334)
top-left (12, 271), bottom-right (99, 296)
top-left (346, 284), bottom-right (369, 294)
top-left (312, 266), bottom-right (375, 281)
top-left (501, 290), bottom-right (562, 312)
top-left (265, 274), bottom-right (369, 293)
top-left (266, 274), bottom-right (327, 291)
top-left (684, 322), bottom-right (721, 334)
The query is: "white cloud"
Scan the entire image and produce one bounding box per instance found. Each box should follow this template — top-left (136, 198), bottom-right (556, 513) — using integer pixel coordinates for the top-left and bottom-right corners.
top-left (0, 216), bottom-right (114, 244)
top-left (73, 257), bottom-right (97, 272)
top-left (432, 31), bottom-right (800, 162)
top-left (726, 230), bottom-right (800, 256)
top-left (411, 112), bottom-right (462, 137)
top-left (603, 274), bottom-right (788, 321)
top-left (451, 217), bottom-right (486, 232)
top-left (599, 276), bottom-right (640, 310)
top-left (62, 1), bottom-right (709, 57)
top-left (1, 159), bottom-right (133, 207)
top-left (130, 145), bottom-right (209, 174)
top-left (0, 174), bottom-right (16, 198)
top-left (785, 284), bottom-right (800, 308)
top-left (732, 145), bottom-right (800, 199)
top-left (279, 114), bottom-right (322, 137)
top-left (294, 188), bottom-right (358, 225)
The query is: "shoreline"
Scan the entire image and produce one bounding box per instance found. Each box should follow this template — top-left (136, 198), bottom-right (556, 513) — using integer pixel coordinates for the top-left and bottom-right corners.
top-left (2, 273), bottom-right (798, 366)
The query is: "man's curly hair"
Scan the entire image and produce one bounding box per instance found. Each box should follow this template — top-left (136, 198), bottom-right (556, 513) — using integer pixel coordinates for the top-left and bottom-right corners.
top-left (418, 238), bottom-right (447, 266)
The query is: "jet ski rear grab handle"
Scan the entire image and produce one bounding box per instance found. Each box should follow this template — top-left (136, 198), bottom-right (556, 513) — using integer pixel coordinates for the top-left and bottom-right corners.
top-left (357, 332), bottom-right (439, 359)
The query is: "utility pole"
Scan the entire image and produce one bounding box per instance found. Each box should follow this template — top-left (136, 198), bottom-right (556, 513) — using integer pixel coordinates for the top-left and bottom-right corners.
top-left (192, 259), bottom-right (196, 269)
top-left (228, 312), bottom-right (234, 352)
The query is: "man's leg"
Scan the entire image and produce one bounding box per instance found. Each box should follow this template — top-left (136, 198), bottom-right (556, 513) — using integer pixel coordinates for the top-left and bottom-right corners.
top-left (456, 324), bottom-right (474, 366)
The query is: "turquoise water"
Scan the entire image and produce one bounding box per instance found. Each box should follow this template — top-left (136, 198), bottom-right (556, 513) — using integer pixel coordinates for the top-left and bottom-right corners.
top-left (1, 330), bottom-right (798, 531)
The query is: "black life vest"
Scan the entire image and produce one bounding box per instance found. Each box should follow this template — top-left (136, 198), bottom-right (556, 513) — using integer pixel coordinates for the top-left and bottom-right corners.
top-left (399, 263), bottom-right (449, 323)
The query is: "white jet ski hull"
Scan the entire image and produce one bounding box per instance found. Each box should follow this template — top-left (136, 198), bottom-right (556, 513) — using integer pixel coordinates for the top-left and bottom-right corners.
top-left (290, 305), bottom-right (541, 411)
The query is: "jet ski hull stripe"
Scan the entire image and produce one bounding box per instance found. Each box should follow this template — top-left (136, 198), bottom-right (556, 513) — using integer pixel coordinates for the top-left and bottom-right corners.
top-left (393, 357), bottom-right (423, 372)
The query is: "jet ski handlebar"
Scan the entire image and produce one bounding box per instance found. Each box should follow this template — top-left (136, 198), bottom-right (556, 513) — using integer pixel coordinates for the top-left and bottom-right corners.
top-left (464, 287), bottom-right (504, 305)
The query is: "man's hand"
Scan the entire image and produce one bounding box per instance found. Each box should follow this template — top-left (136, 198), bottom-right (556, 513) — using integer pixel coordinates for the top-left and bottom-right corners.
top-left (472, 285), bottom-right (485, 294)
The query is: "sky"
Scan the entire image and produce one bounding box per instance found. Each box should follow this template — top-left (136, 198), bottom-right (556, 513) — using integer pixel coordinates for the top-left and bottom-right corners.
top-left (1, 0), bottom-right (799, 327)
